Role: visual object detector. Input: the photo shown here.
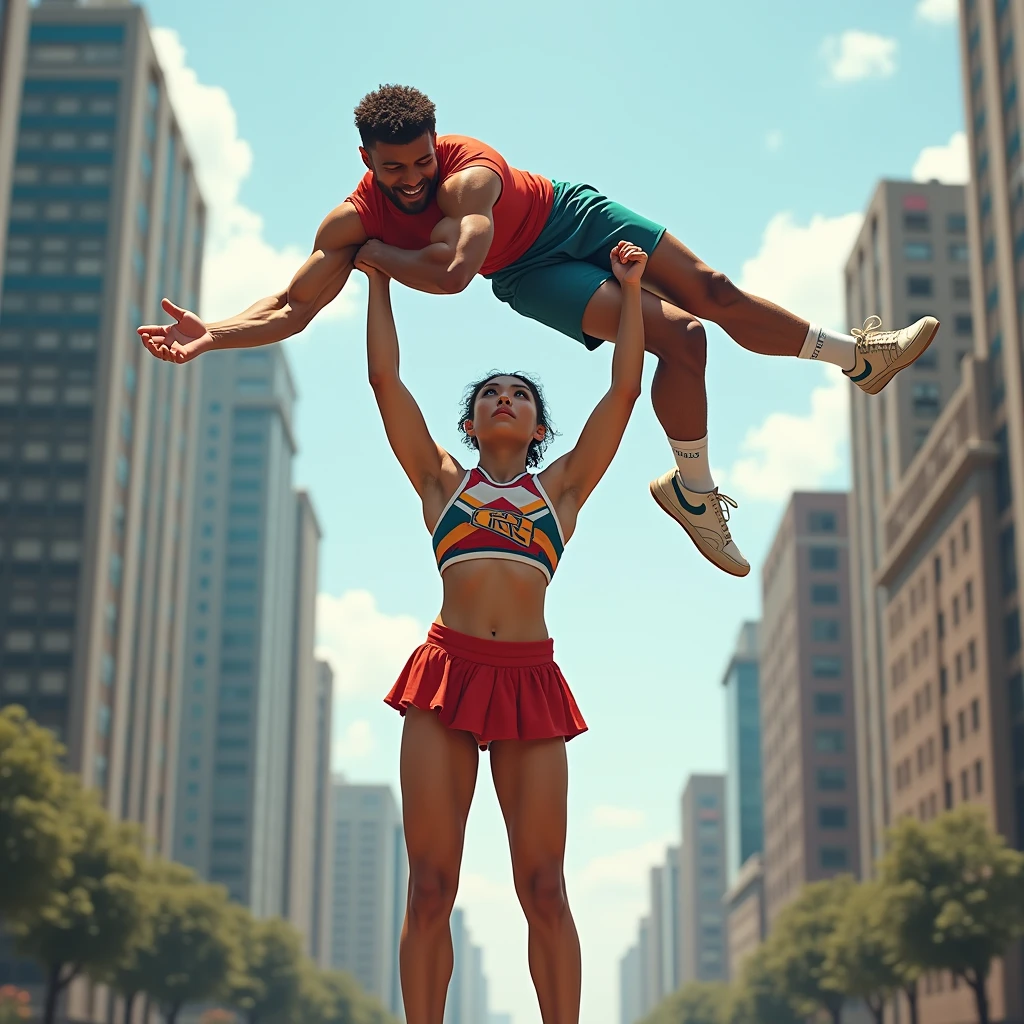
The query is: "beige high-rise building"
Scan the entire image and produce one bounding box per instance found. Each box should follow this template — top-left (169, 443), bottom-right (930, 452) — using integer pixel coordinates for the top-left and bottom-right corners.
top-left (760, 493), bottom-right (860, 929)
top-left (0, 0), bottom-right (204, 1016)
top-left (845, 181), bottom-right (973, 870)
top-left (309, 658), bottom-right (335, 968)
top-left (723, 852), bottom-right (764, 983)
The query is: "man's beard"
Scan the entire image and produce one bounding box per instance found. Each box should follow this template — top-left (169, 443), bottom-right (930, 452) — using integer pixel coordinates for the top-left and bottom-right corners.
top-left (376, 172), bottom-right (439, 214)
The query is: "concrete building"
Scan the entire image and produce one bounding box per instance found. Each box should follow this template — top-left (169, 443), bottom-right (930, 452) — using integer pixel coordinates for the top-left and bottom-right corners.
top-left (723, 853), bottom-right (765, 983)
top-left (874, 357), bottom-right (1019, 1015)
top-left (0, 2), bottom-right (205, 1018)
top-left (618, 942), bottom-right (642, 1024)
top-left (722, 621), bottom-right (763, 884)
top-left (282, 490), bottom-right (323, 952)
top-left (845, 180), bottom-right (972, 872)
top-left (678, 774), bottom-right (727, 984)
top-left (0, 0), bottom-right (29, 273)
top-left (445, 908), bottom-right (489, 1024)
top-left (760, 494), bottom-right (860, 928)
top-left (172, 347), bottom-right (308, 922)
top-left (309, 658), bottom-right (334, 968)
top-left (330, 781), bottom-right (404, 1018)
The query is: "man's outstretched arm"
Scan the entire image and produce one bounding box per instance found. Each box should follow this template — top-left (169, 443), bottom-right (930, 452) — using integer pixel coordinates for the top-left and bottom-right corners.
top-left (356, 166), bottom-right (501, 295)
top-left (138, 203), bottom-right (367, 363)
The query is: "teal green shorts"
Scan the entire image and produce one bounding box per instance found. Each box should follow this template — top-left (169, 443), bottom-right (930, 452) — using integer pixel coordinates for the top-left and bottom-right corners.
top-left (485, 181), bottom-right (666, 350)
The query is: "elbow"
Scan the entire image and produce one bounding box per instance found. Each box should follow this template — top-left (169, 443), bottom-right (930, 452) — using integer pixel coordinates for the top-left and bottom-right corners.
top-left (615, 382), bottom-right (643, 405)
top-left (367, 368), bottom-right (398, 392)
top-left (441, 267), bottom-right (473, 295)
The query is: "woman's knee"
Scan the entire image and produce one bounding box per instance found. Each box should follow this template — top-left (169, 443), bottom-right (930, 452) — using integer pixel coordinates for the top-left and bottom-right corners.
top-left (518, 861), bottom-right (569, 926)
top-left (407, 863), bottom-right (458, 928)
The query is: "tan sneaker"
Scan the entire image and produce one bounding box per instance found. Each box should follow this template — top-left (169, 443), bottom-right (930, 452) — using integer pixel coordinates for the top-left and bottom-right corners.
top-left (845, 315), bottom-right (941, 395)
top-left (649, 471), bottom-right (750, 577)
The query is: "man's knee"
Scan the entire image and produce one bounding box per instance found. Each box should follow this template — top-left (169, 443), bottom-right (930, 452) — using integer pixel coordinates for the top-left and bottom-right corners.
top-left (700, 265), bottom-right (743, 310)
top-left (407, 863), bottom-right (457, 929)
top-left (653, 314), bottom-right (708, 373)
top-left (519, 862), bottom-right (569, 926)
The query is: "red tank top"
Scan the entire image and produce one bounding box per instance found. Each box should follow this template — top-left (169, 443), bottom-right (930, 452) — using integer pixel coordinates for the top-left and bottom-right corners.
top-left (345, 135), bottom-right (553, 276)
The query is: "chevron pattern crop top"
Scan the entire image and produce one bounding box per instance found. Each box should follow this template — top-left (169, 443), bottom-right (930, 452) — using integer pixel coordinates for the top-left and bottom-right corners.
top-left (431, 467), bottom-right (566, 583)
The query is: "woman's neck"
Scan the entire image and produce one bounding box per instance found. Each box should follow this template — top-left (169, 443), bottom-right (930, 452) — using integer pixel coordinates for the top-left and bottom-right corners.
top-left (477, 452), bottom-right (529, 483)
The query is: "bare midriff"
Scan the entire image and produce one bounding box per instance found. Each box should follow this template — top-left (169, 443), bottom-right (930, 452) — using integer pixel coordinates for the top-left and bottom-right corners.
top-left (436, 559), bottom-right (549, 641)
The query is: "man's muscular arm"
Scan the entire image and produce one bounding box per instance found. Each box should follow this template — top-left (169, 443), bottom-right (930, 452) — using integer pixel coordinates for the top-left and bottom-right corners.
top-left (356, 166), bottom-right (501, 295)
top-left (138, 203), bottom-right (367, 363)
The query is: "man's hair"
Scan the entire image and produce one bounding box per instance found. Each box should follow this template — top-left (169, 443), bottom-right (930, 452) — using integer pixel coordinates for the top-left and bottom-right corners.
top-left (354, 85), bottom-right (436, 147)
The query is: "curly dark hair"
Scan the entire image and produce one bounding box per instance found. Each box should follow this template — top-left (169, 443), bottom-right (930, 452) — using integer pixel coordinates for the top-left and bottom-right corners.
top-left (457, 371), bottom-right (557, 470)
top-left (353, 85), bottom-right (436, 148)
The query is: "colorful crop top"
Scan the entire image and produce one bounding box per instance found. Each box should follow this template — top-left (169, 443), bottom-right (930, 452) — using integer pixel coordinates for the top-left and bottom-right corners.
top-left (431, 467), bottom-right (566, 583)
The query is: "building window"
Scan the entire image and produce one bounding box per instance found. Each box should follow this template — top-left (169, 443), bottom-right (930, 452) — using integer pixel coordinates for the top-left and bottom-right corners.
top-left (975, 760), bottom-right (984, 794)
top-left (912, 382), bottom-right (941, 416)
top-left (814, 693), bottom-right (844, 715)
top-left (812, 584), bottom-right (840, 605)
top-left (905, 241), bottom-right (933, 261)
top-left (817, 767), bottom-right (847, 791)
top-left (956, 652), bottom-right (964, 683)
top-left (961, 769), bottom-right (970, 801)
top-left (819, 807), bottom-right (848, 829)
top-left (812, 618), bottom-right (841, 643)
top-left (907, 276), bottom-right (933, 297)
top-left (808, 511), bottom-right (837, 533)
top-left (943, 724), bottom-right (950, 751)
top-left (812, 655), bottom-right (843, 678)
top-left (809, 546), bottom-right (839, 571)
top-left (972, 699), bottom-right (981, 732)
top-left (949, 242), bottom-right (970, 262)
top-left (1001, 525), bottom-right (1018, 594)
top-left (968, 640), bottom-right (977, 672)
top-left (945, 780), bottom-right (953, 809)
top-left (904, 212), bottom-right (930, 231)
top-left (814, 730), bottom-right (845, 754)
top-left (1007, 612), bottom-right (1022, 657)
top-left (958, 710), bottom-right (966, 741)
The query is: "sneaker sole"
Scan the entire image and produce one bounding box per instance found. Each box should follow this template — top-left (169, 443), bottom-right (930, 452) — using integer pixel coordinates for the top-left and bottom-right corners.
top-left (858, 318), bottom-right (941, 396)
top-left (649, 483), bottom-right (751, 578)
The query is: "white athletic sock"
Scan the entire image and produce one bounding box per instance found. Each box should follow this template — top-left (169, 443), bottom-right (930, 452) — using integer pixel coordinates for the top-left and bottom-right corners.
top-left (669, 434), bottom-right (716, 493)
top-left (799, 324), bottom-right (858, 371)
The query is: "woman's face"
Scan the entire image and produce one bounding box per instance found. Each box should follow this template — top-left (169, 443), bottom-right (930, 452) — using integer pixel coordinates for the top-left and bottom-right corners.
top-left (466, 376), bottom-right (544, 454)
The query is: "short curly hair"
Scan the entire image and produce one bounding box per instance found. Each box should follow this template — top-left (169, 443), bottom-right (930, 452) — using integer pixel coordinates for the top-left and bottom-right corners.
top-left (354, 85), bottom-right (436, 148)
top-left (457, 371), bottom-right (557, 470)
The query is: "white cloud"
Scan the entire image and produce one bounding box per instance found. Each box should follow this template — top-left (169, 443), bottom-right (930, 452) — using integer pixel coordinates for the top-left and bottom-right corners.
top-left (591, 804), bottom-right (646, 830)
top-left (722, 366), bottom-right (849, 503)
top-left (916, 0), bottom-right (958, 24)
top-left (316, 590), bottom-right (424, 699)
top-left (579, 839), bottom-right (670, 890)
top-left (333, 719), bottom-right (375, 762)
top-left (151, 28), bottom-right (360, 323)
top-left (738, 210), bottom-right (864, 332)
top-left (822, 30), bottom-right (898, 83)
top-left (765, 129), bottom-right (783, 153)
top-left (912, 131), bottom-right (969, 185)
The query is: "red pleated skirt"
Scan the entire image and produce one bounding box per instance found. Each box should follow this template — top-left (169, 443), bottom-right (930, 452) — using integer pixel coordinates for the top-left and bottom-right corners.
top-left (384, 623), bottom-right (588, 750)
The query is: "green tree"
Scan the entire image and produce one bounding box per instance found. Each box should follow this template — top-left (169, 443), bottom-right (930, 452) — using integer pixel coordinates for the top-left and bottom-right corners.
top-left (880, 807), bottom-right (1024, 1024)
top-left (824, 880), bottom-right (918, 1024)
top-left (296, 964), bottom-right (332, 1024)
top-left (10, 788), bottom-right (149, 1024)
top-left (641, 981), bottom-right (729, 1024)
top-left (764, 875), bottom-right (856, 1024)
top-left (0, 706), bottom-right (81, 919)
top-left (319, 970), bottom-right (397, 1024)
top-left (226, 916), bottom-right (302, 1024)
top-left (727, 945), bottom-right (802, 1024)
top-left (113, 860), bottom-right (240, 1024)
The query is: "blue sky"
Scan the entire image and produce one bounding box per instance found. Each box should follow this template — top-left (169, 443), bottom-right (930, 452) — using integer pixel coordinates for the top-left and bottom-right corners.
top-left (140, 0), bottom-right (965, 1020)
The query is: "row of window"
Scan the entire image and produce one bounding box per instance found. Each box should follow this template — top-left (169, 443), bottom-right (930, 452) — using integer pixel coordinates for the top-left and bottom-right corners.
top-left (1, 670), bottom-right (69, 695)
top-left (9, 198), bottom-right (110, 220)
top-left (903, 211), bottom-right (967, 234)
top-left (905, 274), bottom-right (971, 299)
top-left (29, 43), bottom-right (124, 67)
top-left (902, 241), bottom-right (969, 263)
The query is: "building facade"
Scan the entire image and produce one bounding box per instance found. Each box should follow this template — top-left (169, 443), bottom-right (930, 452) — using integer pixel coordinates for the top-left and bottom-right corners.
top-left (722, 620), bottom-right (763, 884)
top-left (0, 0), bottom-right (30, 273)
top-left (618, 943), bottom-right (642, 1024)
top-left (760, 493), bottom-right (861, 928)
top-left (330, 781), bottom-right (405, 1018)
top-left (309, 658), bottom-right (334, 968)
top-left (678, 774), bottom-right (727, 984)
top-left (845, 180), bottom-right (972, 871)
top-left (723, 853), bottom-right (765, 983)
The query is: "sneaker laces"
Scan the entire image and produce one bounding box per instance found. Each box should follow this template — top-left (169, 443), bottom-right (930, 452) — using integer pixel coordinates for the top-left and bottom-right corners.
top-left (852, 315), bottom-right (900, 357)
top-left (710, 489), bottom-right (738, 542)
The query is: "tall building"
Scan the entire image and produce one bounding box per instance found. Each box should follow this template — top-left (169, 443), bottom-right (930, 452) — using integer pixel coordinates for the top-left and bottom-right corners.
top-left (723, 853), bottom-right (764, 983)
top-left (618, 943), bottom-right (642, 1024)
top-left (677, 774), bottom-right (727, 984)
top-left (444, 908), bottom-right (490, 1024)
top-left (309, 658), bottom-right (334, 968)
top-left (172, 347), bottom-right (305, 920)
top-left (0, 0), bottom-right (29, 270)
top-left (658, 846), bottom-right (679, 999)
top-left (845, 180), bottom-right (972, 870)
top-left (0, 2), bottom-right (205, 1018)
top-left (760, 494), bottom-right (860, 928)
top-left (282, 490), bottom-right (323, 952)
top-left (644, 864), bottom-right (665, 1010)
top-left (721, 621), bottom-right (763, 883)
top-left (330, 781), bottom-right (404, 1017)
